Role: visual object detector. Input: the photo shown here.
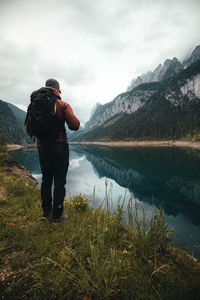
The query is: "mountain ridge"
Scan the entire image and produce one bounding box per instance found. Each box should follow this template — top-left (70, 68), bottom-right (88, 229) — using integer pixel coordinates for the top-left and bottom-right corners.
top-left (0, 100), bottom-right (26, 143)
top-left (127, 45), bottom-right (200, 91)
top-left (7, 102), bottom-right (27, 134)
top-left (82, 45), bottom-right (200, 135)
top-left (74, 59), bottom-right (200, 141)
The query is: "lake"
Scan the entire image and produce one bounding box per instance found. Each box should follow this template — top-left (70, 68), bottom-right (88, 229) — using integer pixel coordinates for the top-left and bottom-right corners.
top-left (10, 144), bottom-right (200, 257)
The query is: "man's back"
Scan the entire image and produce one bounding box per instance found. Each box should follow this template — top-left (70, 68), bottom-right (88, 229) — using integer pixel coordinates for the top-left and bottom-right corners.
top-left (26, 78), bottom-right (80, 223)
top-left (36, 87), bottom-right (80, 147)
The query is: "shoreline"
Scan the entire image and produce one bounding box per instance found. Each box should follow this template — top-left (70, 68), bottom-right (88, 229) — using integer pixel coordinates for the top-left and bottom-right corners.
top-left (7, 140), bottom-right (200, 150)
top-left (7, 144), bottom-right (25, 151)
top-left (70, 140), bottom-right (200, 149)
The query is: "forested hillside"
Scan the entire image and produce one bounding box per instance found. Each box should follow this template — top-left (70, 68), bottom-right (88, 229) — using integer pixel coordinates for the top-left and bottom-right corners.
top-left (7, 102), bottom-right (27, 134)
top-left (84, 45), bottom-right (200, 132)
top-left (0, 100), bottom-right (26, 143)
top-left (75, 60), bottom-right (200, 141)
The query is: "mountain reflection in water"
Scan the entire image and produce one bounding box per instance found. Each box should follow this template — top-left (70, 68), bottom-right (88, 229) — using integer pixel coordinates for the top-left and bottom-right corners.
top-left (81, 146), bottom-right (200, 223)
top-left (10, 144), bottom-right (200, 256)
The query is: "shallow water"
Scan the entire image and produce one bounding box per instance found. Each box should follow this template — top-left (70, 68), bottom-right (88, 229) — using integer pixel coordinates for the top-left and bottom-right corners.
top-left (10, 144), bottom-right (200, 257)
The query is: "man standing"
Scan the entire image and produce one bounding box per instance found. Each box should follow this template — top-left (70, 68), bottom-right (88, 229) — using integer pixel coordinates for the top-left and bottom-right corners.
top-left (26, 78), bottom-right (80, 222)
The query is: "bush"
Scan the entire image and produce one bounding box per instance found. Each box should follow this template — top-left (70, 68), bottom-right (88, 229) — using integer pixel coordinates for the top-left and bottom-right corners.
top-left (66, 194), bottom-right (90, 211)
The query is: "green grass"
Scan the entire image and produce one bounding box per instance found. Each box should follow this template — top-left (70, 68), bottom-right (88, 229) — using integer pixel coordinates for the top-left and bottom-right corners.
top-left (0, 147), bottom-right (200, 299)
top-left (185, 129), bottom-right (200, 141)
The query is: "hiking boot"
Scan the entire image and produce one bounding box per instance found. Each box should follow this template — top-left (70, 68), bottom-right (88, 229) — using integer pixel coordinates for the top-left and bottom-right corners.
top-left (52, 215), bottom-right (69, 223)
top-left (41, 212), bottom-right (52, 221)
top-left (41, 216), bottom-right (49, 221)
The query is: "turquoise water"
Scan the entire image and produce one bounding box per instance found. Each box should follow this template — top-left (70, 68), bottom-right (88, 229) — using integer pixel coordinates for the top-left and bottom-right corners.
top-left (10, 144), bottom-right (200, 257)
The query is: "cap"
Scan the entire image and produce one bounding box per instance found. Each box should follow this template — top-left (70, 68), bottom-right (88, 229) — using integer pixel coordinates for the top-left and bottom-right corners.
top-left (45, 78), bottom-right (61, 93)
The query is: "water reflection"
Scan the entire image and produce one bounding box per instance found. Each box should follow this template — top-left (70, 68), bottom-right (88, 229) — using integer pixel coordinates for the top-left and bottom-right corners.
top-left (10, 144), bottom-right (200, 256)
top-left (79, 145), bottom-right (200, 224)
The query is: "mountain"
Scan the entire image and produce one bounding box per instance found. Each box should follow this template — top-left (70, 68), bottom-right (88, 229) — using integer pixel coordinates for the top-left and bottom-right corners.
top-left (182, 45), bottom-right (200, 68)
top-left (85, 85), bottom-right (158, 130)
top-left (0, 100), bottom-right (26, 143)
top-left (7, 102), bottom-right (27, 134)
top-left (81, 145), bottom-right (200, 220)
top-left (81, 45), bottom-right (200, 137)
top-left (67, 125), bottom-right (86, 142)
top-left (127, 57), bottom-right (183, 91)
top-left (75, 59), bottom-right (200, 141)
top-left (127, 45), bottom-right (200, 91)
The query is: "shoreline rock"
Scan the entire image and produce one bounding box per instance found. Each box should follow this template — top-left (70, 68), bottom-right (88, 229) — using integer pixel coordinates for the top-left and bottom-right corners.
top-left (3, 159), bottom-right (38, 185)
top-left (70, 140), bottom-right (200, 149)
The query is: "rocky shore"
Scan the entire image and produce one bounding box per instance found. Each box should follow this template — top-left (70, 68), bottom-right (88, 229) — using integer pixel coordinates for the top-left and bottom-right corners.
top-left (70, 140), bottom-right (200, 149)
top-left (2, 158), bottom-right (37, 185)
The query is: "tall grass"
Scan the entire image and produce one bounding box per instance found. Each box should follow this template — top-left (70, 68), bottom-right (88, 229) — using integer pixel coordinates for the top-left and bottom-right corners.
top-left (0, 149), bottom-right (200, 299)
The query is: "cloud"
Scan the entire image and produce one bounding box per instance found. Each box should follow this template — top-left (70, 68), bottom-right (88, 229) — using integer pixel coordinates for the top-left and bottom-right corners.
top-left (0, 37), bottom-right (94, 105)
top-left (0, 0), bottom-right (200, 124)
top-left (39, 60), bottom-right (95, 86)
top-left (0, 39), bottom-right (40, 101)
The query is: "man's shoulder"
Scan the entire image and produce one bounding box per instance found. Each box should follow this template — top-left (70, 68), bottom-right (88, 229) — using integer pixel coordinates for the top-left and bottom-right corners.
top-left (57, 99), bottom-right (69, 105)
top-left (57, 99), bottom-right (70, 109)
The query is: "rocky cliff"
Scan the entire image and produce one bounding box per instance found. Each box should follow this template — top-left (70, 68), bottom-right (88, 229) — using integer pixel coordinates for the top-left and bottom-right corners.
top-left (77, 59), bottom-right (200, 141)
top-left (85, 87), bottom-right (157, 129)
top-left (182, 45), bottom-right (200, 68)
top-left (127, 57), bottom-right (183, 91)
top-left (163, 73), bottom-right (200, 107)
top-left (127, 45), bottom-right (200, 91)
top-left (85, 46), bottom-right (200, 131)
top-left (86, 64), bottom-right (200, 130)
top-left (180, 73), bottom-right (200, 100)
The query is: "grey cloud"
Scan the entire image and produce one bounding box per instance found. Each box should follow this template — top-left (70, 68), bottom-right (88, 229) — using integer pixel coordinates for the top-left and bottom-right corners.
top-left (95, 35), bottom-right (129, 54)
top-left (0, 40), bottom-right (41, 101)
top-left (39, 60), bottom-right (95, 86)
top-left (0, 0), bottom-right (200, 124)
top-left (58, 0), bottom-right (139, 50)
top-left (0, 37), bottom-right (94, 100)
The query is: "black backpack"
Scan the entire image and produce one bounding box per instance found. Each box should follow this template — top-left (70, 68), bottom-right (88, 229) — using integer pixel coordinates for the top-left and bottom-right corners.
top-left (25, 87), bottom-right (63, 139)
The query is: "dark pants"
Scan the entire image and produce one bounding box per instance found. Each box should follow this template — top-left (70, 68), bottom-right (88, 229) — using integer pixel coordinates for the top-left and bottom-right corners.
top-left (38, 143), bottom-right (69, 219)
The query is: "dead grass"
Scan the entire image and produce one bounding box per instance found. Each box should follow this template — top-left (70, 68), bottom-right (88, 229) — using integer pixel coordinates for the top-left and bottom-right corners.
top-left (0, 186), bottom-right (6, 200)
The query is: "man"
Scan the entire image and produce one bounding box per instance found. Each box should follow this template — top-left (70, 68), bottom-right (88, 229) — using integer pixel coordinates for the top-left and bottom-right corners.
top-left (27, 78), bottom-right (80, 222)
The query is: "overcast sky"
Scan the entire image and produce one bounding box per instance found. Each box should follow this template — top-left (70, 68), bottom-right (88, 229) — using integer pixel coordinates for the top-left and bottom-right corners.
top-left (0, 0), bottom-right (200, 124)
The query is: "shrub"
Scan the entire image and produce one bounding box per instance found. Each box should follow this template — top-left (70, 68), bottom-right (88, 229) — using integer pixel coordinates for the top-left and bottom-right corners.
top-left (66, 194), bottom-right (90, 211)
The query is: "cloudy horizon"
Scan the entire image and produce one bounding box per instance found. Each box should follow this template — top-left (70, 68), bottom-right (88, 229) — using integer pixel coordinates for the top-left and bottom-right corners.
top-left (0, 0), bottom-right (200, 124)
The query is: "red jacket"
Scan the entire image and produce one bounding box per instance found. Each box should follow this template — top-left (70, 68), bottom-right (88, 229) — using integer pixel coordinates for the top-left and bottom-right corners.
top-left (34, 86), bottom-right (80, 147)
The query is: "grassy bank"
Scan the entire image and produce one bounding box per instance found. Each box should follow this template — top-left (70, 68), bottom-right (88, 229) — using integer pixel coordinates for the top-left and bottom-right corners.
top-left (0, 144), bottom-right (200, 299)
